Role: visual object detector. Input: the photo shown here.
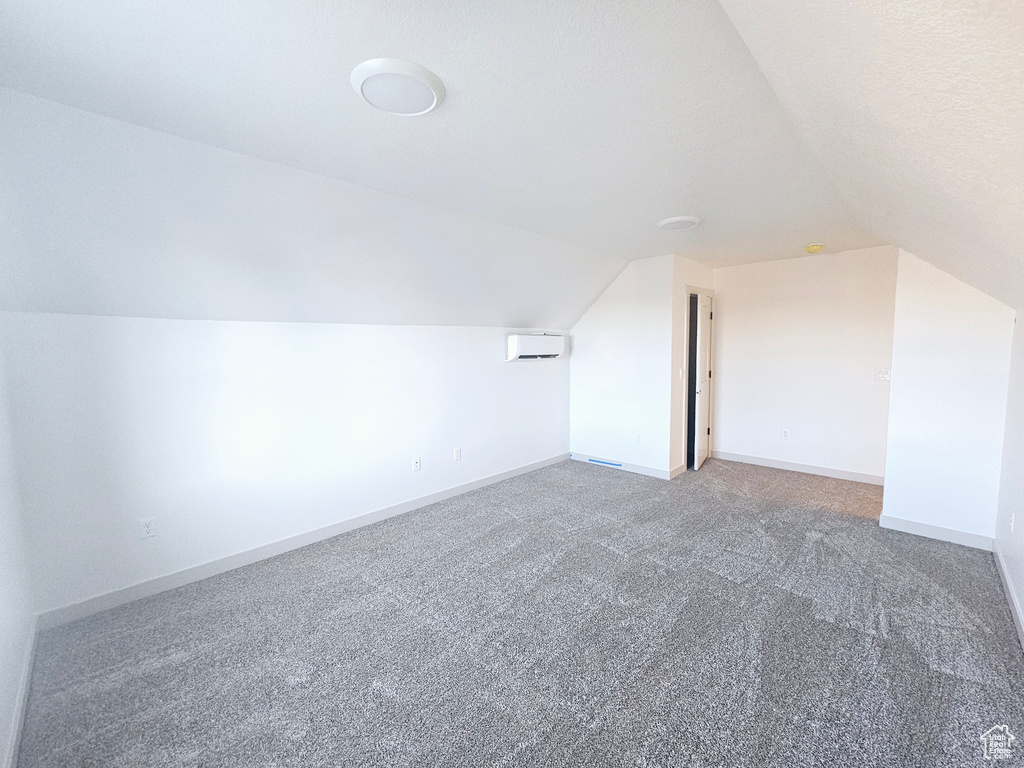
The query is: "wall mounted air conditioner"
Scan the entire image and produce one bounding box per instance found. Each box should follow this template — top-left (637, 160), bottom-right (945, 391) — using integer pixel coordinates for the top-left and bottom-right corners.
top-left (506, 333), bottom-right (565, 361)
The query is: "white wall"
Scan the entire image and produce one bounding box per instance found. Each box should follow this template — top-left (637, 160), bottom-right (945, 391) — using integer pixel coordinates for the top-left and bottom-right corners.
top-left (882, 250), bottom-right (1014, 542)
top-left (569, 255), bottom-right (675, 474)
top-left (0, 313), bottom-right (569, 615)
top-left (0, 354), bottom-right (33, 768)
top-left (995, 322), bottom-right (1024, 637)
top-left (711, 245), bottom-right (898, 481)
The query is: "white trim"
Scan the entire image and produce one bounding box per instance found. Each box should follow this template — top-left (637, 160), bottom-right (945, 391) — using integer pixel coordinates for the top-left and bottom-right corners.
top-left (4, 615), bottom-right (36, 768)
top-left (684, 284), bottom-right (715, 299)
top-left (37, 454), bottom-right (570, 630)
top-left (993, 539), bottom-right (1024, 652)
top-left (710, 451), bottom-right (884, 486)
top-left (878, 514), bottom-right (994, 551)
top-left (569, 453), bottom-right (670, 480)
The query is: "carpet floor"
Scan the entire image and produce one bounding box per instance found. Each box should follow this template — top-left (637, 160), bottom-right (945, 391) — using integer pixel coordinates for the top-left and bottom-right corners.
top-left (17, 459), bottom-right (1024, 767)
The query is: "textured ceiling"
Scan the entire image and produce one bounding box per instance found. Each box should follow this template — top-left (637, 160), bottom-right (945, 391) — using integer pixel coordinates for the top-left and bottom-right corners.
top-left (2, 0), bottom-right (1017, 325)
top-left (717, 0), bottom-right (1024, 311)
top-left (0, 0), bottom-right (881, 325)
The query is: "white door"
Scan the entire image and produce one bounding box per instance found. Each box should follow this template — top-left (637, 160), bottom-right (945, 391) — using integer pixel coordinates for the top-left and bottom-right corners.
top-left (693, 295), bottom-right (713, 470)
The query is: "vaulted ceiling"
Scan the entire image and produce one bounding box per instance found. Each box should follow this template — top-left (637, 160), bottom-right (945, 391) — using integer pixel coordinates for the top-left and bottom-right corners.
top-left (718, 0), bottom-right (1024, 312)
top-left (0, 0), bottom-right (1018, 325)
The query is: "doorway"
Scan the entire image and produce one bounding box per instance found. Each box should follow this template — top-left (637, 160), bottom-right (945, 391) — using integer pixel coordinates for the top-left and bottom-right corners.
top-left (687, 293), bottom-right (713, 470)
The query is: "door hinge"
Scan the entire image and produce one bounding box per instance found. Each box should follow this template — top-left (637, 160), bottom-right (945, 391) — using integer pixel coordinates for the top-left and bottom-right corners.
top-left (710, 312), bottom-right (713, 319)
top-left (707, 428), bottom-right (711, 435)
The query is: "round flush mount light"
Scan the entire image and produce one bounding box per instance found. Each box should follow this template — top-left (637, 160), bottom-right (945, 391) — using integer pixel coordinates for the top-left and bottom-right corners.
top-left (805, 243), bottom-right (825, 253)
top-left (657, 216), bottom-right (702, 231)
top-left (351, 58), bottom-right (445, 116)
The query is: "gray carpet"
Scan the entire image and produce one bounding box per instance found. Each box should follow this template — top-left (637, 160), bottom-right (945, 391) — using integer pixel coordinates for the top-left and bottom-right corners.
top-left (17, 459), bottom-right (1024, 767)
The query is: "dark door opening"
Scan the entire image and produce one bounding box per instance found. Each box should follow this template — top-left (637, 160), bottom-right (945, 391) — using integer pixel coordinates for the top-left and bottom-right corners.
top-left (687, 294), bottom-right (698, 469)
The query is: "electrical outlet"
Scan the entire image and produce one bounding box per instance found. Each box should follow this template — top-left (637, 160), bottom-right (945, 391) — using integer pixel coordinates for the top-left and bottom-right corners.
top-left (636, 433), bottom-right (641, 442)
top-left (412, 457), bottom-right (421, 472)
top-left (781, 429), bottom-right (789, 440)
top-left (138, 517), bottom-right (156, 539)
top-left (875, 369), bottom-right (891, 381)
top-left (453, 447), bottom-right (461, 462)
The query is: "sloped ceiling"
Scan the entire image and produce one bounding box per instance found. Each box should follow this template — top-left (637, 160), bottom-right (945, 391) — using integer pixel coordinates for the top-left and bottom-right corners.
top-left (0, 0), bottom-right (880, 325)
top-left (718, 0), bottom-right (1024, 311)
top-left (0, 89), bottom-right (624, 327)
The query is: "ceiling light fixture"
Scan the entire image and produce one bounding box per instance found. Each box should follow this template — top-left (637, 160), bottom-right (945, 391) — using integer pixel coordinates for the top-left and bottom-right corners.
top-left (657, 216), bottom-right (702, 231)
top-left (351, 58), bottom-right (446, 116)
top-left (805, 243), bottom-right (824, 253)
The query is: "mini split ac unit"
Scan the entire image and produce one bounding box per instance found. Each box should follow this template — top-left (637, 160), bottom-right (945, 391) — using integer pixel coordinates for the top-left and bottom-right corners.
top-left (505, 333), bottom-right (566, 361)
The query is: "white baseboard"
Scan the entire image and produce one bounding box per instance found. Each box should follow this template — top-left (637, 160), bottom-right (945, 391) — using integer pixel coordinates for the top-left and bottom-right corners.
top-left (993, 540), bottom-right (1024, 653)
top-left (37, 454), bottom-right (570, 630)
top-left (710, 451), bottom-right (884, 486)
top-left (669, 463), bottom-right (686, 480)
top-left (569, 453), bottom-right (671, 480)
top-left (4, 615), bottom-right (36, 768)
top-left (879, 514), bottom-right (994, 551)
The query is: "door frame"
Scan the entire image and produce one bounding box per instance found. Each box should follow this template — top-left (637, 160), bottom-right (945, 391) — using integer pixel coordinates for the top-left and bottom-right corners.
top-left (685, 287), bottom-right (715, 470)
